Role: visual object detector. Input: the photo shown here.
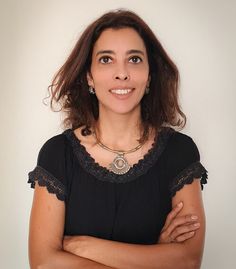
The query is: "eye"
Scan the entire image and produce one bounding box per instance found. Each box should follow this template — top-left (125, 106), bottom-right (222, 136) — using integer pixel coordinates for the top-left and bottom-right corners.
top-left (99, 56), bottom-right (112, 64)
top-left (129, 56), bottom-right (142, 63)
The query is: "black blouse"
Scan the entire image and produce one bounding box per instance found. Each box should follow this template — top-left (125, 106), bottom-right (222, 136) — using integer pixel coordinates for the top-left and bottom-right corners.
top-left (28, 127), bottom-right (208, 245)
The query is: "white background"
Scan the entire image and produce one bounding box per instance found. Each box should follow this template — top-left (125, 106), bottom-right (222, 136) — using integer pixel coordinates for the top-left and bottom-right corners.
top-left (0, 0), bottom-right (235, 268)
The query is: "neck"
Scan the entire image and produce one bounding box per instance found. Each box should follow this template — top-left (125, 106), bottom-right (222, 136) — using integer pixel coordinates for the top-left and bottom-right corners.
top-left (95, 109), bottom-right (143, 150)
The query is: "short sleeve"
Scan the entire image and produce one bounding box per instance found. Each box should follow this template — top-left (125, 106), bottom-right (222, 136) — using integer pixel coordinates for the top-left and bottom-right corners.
top-left (168, 132), bottom-right (208, 197)
top-left (27, 134), bottom-right (67, 201)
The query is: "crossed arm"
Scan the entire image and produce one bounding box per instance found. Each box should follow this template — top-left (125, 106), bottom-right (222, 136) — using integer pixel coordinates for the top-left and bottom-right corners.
top-left (29, 183), bottom-right (113, 269)
top-left (29, 179), bottom-right (205, 269)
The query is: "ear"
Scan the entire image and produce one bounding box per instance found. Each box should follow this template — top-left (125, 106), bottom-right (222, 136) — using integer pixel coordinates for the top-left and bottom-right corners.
top-left (87, 72), bottom-right (94, 87)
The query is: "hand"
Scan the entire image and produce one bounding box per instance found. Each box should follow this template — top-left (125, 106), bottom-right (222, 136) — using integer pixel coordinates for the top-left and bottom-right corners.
top-left (158, 202), bottom-right (200, 244)
top-left (63, 235), bottom-right (87, 256)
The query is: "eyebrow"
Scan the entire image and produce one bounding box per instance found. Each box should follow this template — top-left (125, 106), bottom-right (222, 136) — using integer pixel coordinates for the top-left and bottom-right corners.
top-left (95, 49), bottom-right (145, 56)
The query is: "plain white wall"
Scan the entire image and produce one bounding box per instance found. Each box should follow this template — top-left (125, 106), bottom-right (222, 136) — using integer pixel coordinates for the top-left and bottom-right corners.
top-left (1, 0), bottom-right (235, 268)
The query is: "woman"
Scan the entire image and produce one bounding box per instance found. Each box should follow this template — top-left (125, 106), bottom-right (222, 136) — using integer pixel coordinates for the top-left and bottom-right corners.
top-left (28, 9), bottom-right (208, 269)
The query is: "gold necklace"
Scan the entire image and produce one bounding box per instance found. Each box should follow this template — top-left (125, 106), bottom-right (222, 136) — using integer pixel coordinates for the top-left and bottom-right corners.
top-left (93, 132), bottom-right (144, 175)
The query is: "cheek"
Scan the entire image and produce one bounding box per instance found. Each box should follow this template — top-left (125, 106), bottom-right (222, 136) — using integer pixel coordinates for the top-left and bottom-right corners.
top-left (91, 68), bottom-right (112, 85)
top-left (133, 71), bottom-right (149, 86)
top-left (131, 64), bottom-right (149, 81)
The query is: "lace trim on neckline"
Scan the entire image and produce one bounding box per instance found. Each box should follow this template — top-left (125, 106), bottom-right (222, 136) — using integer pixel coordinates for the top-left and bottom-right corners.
top-left (170, 161), bottom-right (208, 197)
top-left (63, 127), bottom-right (175, 183)
top-left (28, 165), bottom-right (66, 201)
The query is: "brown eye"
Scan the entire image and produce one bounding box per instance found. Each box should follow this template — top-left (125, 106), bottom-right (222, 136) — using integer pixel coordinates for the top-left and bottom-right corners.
top-left (129, 56), bottom-right (142, 63)
top-left (99, 56), bottom-right (112, 64)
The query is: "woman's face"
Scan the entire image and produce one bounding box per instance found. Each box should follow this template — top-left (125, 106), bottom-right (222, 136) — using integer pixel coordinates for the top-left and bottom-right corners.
top-left (87, 27), bottom-right (150, 116)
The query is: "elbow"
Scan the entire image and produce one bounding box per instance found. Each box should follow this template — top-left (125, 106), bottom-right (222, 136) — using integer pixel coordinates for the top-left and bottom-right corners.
top-left (29, 251), bottom-right (59, 269)
top-left (29, 260), bottom-right (46, 269)
top-left (30, 260), bottom-right (54, 269)
top-left (180, 248), bottom-right (202, 269)
top-left (187, 256), bottom-right (202, 269)
top-left (29, 263), bottom-right (41, 269)
top-left (31, 266), bottom-right (43, 269)
top-left (30, 258), bottom-right (58, 269)
top-left (29, 244), bottom-right (64, 269)
top-left (29, 257), bottom-right (39, 269)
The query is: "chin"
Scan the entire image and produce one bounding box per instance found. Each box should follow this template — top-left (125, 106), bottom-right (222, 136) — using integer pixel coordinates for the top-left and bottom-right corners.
top-left (109, 105), bottom-right (141, 116)
top-left (99, 100), bottom-right (141, 116)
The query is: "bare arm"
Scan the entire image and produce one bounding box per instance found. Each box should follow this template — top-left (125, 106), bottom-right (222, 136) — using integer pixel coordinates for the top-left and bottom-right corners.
top-left (28, 183), bottom-right (115, 269)
top-left (63, 179), bottom-right (205, 269)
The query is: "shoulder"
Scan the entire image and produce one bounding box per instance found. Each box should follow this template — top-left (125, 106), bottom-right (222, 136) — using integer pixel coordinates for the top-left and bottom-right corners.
top-left (162, 129), bottom-right (208, 197)
top-left (166, 130), bottom-right (200, 165)
top-left (38, 133), bottom-right (67, 155)
top-left (36, 133), bottom-right (69, 169)
top-left (169, 130), bottom-right (197, 149)
top-left (28, 131), bottom-right (70, 201)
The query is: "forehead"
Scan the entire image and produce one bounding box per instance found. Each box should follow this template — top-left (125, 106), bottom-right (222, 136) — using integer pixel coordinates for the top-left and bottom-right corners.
top-left (93, 27), bottom-right (147, 53)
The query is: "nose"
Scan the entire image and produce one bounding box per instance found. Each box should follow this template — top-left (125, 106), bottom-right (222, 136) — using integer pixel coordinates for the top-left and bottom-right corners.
top-left (113, 65), bottom-right (130, 81)
top-left (115, 74), bottom-right (130, 80)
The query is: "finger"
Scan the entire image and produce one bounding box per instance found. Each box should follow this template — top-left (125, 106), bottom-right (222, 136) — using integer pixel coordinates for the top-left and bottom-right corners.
top-left (170, 222), bottom-right (200, 240)
top-left (164, 214), bottom-right (198, 235)
top-left (162, 202), bottom-right (183, 231)
top-left (175, 231), bottom-right (196, 243)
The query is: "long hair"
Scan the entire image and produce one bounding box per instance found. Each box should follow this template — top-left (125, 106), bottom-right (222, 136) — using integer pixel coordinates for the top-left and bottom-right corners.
top-left (48, 9), bottom-right (186, 141)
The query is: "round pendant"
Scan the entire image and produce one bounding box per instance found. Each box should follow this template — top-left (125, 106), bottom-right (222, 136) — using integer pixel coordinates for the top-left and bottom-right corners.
top-left (109, 154), bottom-right (130, 175)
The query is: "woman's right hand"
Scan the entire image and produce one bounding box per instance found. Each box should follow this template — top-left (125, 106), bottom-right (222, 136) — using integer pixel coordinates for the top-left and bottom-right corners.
top-left (158, 202), bottom-right (200, 244)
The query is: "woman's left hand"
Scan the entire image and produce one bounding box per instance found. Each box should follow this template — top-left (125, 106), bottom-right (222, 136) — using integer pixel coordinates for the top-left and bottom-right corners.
top-left (158, 202), bottom-right (200, 244)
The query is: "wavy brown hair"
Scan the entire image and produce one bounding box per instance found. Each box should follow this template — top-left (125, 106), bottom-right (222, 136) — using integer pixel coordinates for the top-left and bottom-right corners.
top-left (48, 9), bottom-right (186, 141)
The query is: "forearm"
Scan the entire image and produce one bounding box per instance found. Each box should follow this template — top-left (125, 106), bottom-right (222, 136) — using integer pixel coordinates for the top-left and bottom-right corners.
top-left (30, 249), bottom-right (114, 269)
top-left (80, 237), bottom-right (199, 269)
top-left (76, 181), bottom-right (205, 269)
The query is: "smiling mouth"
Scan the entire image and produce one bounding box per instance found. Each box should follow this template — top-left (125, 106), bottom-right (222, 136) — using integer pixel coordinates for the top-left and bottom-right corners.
top-left (109, 88), bottom-right (134, 95)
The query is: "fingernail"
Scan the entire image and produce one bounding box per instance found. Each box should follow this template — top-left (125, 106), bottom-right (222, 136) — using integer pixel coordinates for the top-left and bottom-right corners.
top-left (194, 223), bottom-right (200, 227)
top-left (191, 215), bottom-right (198, 220)
top-left (178, 202), bottom-right (183, 207)
top-left (190, 231), bottom-right (195, 235)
